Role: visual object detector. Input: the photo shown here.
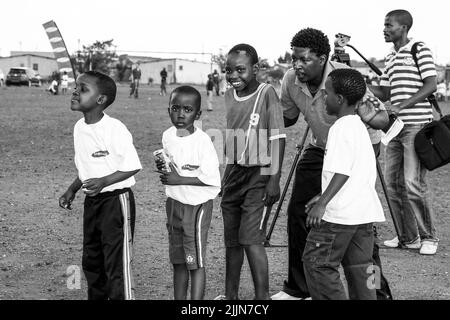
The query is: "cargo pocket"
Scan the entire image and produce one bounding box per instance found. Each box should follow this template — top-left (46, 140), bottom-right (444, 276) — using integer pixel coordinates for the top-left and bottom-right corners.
top-left (302, 231), bottom-right (335, 265)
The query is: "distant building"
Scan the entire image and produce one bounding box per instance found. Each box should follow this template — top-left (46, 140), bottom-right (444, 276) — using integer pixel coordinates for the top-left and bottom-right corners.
top-left (0, 52), bottom-right (58, 79)
top-left (139, 58), bottom-right (220, 85)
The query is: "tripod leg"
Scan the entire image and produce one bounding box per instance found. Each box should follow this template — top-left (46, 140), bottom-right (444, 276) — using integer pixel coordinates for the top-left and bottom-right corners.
top-left (265, 126), bottom-right (310, 245)
top-left (376, 159), bottom-right (401, 238)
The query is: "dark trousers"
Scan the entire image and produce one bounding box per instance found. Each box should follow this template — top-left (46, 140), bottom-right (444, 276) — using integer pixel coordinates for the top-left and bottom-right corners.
top-left (283, 144), bottom-right (392, 300)
top-left (303, 222), bottom-right (376, 300)
top-left (82, 188), bottom-right (136, 300)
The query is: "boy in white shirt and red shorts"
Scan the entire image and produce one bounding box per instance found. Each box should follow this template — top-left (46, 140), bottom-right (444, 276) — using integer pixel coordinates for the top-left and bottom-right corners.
top-left (156, 85), bottom-right (221, 300)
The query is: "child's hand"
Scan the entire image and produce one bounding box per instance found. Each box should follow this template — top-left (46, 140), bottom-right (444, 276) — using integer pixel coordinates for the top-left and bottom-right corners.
top-left (305, 194), bottom-right (321, 214)
top-left (59, 189), bottom-right (75, 210)
top-left (82, 178), bottom-right (106, 197)
top-left (155, 158), bottom-right (168, 173)
top-left (306, 196), bottom-right (325, 229)
top-left (159, 163), bottom-right (182, 185)
top-left (262, 177), bottom-right (280, 207)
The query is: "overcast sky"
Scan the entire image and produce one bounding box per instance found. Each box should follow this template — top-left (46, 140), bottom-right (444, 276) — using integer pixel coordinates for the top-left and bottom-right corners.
top-left (1, 0), bottom-right (449, 65)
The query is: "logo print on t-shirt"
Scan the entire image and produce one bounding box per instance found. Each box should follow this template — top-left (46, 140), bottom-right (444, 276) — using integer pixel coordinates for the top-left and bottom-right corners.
top-left (91, 150), bottom-right (109, 158)
top-left (249, 113), bottom-right (260, 126)
top-left (186, 254), bottom-right (195, 264)
top-left (404, 57), bottom-right (414, 66)
top-left (182, 164), bottom-right (200, 171)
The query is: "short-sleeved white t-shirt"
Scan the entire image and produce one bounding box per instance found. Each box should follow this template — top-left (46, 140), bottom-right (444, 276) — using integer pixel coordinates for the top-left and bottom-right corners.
top-left (74, 113), bottom-right (142, 193)
top-left (321, 115), bottom-right (385, 225)
top-left (162, 126), bottom-right (221, 206)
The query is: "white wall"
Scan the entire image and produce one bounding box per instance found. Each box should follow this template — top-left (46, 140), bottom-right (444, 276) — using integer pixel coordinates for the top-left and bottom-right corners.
top-left (0, 56), bottom-right (58, 78)
top-left (140, 59), bottom-right (220, 85)
top-left (140, 60), bottom-right (176, 85)
top-left (174, 60), bottom-right (220, 85)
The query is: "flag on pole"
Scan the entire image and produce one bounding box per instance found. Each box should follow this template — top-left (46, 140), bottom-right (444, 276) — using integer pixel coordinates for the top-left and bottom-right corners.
top-left (42, 20), bottom-right (76, 81)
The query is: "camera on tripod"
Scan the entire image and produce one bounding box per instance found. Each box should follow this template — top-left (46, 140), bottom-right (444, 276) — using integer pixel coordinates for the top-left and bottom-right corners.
top-left (331, 33), bottom-right (351, 66)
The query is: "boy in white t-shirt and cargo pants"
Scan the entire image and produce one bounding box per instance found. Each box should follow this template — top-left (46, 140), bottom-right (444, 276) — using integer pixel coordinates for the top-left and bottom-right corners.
top-left (302, 69), bottom-right (385, 300)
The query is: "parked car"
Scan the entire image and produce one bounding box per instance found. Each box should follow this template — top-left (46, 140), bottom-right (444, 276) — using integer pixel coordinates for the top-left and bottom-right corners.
top-left (5, 67), bottom-right (42, 87)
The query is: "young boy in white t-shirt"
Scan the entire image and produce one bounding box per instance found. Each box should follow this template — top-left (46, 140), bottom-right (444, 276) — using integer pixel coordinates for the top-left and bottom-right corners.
top-left (155, 86), bottom-right (221, 300)
top-left (302, 69), bottom-right (385, 300)
top-left (59, 71), bottom-right (142, 300)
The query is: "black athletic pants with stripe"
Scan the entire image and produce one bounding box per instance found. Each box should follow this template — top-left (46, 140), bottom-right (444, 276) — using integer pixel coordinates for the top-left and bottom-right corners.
top-left (82, 188), bottom-right (135, 300)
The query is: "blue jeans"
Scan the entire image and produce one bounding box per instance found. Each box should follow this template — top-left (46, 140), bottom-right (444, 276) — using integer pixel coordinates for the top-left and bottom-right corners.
top-left (303, 222), bottom-right (376, 300)
top-left (384, 124), bottom-right (437, 244)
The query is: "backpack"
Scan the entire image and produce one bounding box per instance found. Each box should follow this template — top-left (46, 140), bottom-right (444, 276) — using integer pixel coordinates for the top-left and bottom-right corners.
top-left (411, 42), bottom-right (450, 170)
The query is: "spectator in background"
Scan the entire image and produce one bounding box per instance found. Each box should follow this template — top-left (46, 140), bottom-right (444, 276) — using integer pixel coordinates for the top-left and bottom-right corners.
top-left (160, 67), bottom-right (168, 96)
top-left (61, 71), bottom-right (69, 95)
top-left (47, 78), bottom-right (59, 95)
top-left (436, 81), bottom-right (447, 101)
top-left (206, 74), bottom-right (214, 111)
top-left (219, 69), bottom-right (228, 95)
top-left (130, 63), bottom-right (142, 98)
top-left (0, 69), bottom-right (4, 87)
top-left (212, 69), bottom-right (220, 96)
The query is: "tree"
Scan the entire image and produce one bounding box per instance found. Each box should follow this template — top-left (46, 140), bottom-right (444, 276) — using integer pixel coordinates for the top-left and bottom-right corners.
top-left (211, 52), bottom-right (226, 71)
top-left (116, 55), bottom-right (133, 82)
top-left (73, 39), bottom-right (117, 75)
top-left (278, 51), bottom-right (292, 64)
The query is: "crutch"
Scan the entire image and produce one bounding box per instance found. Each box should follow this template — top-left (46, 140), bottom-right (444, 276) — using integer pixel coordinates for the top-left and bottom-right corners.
top-left (264, 125), bottom-right (310, 247)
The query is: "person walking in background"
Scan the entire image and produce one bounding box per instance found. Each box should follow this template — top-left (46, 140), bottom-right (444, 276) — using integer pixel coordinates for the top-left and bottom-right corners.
top-left (61, 71), bottom-right (69, 95)
top-left (206, 74), bottom-right (214, 111)
top-left (369, 9), bottom-right (439, 255)
top-left (160, 67), bottom-right (168, 96)
top-left (212, 69), bottom-right (220, 96)
top-left (129, 63), bottom-right (141, 99)
top-left (219, 69), bottom-right (228, 95)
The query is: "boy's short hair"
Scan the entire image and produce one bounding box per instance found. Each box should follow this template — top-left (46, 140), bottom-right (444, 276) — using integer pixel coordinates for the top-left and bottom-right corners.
top-left (228, 44), bottom-right (259, 65)
top-left (84, 70), bottom-right (117, 108)
top-left (290, 28), bottom-right (331, 58)
top-left (169, 86), bottom-right (201, 110)
top-left (386, 9), bottom-right (413, 31)
top-left (328, 69), bottom-right (366, 106)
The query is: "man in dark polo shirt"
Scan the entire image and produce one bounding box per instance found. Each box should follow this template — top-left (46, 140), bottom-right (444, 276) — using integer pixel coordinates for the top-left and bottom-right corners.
top-left (271, 28), bottom-right (393, 300)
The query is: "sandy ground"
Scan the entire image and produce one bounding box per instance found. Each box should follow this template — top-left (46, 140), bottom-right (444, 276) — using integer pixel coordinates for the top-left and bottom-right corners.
top-left (0, 84), bottom-right (449, 300)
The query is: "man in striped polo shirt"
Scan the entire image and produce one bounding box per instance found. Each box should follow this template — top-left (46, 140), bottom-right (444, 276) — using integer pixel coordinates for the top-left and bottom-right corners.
top-left (370, 9), bottom-right (439, 255)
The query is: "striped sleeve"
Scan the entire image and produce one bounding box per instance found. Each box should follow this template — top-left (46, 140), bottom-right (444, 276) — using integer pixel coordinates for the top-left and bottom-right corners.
top-left (379, 54), bottom-right (392, 87)
top-left (416, 43), bottom-right (437, 80)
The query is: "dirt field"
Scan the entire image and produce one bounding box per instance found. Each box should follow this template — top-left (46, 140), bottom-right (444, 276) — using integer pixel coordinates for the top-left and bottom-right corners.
top-left (0, 84), bottom-right (449, 300)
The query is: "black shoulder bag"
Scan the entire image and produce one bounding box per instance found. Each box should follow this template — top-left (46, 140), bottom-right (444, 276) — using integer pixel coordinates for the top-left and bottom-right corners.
top-left (411, 42), bottom-right (450, 170)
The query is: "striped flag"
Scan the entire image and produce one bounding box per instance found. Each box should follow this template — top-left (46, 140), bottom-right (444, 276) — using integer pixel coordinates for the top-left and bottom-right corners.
top-left (42, 20), bottom-right (76, 81)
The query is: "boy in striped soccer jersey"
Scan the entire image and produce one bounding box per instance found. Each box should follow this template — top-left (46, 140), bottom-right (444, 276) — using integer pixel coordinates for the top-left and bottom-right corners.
top-left (369, 9), bottom-right (439, 255)
top-left (218, 44), bottom-right (286, 300)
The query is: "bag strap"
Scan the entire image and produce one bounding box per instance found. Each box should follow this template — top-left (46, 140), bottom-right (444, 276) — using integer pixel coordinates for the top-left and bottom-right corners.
top-left (411, 42), bottom-right (443, 119)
